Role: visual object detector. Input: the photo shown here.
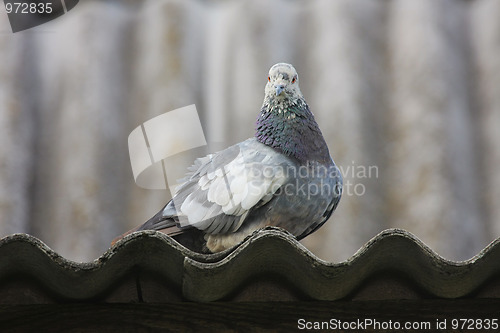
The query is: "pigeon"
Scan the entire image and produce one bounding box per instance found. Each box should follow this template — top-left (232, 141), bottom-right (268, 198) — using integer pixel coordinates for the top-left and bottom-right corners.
top-left (113, 63), bottom-right (342, 252)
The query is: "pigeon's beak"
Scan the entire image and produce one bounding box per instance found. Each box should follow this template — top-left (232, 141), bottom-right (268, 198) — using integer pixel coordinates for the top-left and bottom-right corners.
top-left (275, 84), bottom-right (286, 96)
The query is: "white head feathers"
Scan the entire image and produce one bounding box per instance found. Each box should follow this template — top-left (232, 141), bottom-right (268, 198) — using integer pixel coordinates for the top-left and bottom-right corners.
top-left (265, 63), bottom-right (303, 102)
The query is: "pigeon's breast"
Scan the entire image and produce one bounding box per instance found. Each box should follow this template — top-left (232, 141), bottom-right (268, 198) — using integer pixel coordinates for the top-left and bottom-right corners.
top-left (265, 160), bottom-right (342, 237)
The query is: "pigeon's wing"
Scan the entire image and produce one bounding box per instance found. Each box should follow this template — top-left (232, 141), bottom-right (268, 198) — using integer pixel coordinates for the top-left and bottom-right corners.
top-left (164, 138), bottom-right (291, 235)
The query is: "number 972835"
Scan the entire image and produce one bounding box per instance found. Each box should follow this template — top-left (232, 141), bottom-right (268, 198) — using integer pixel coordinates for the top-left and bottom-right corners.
top-left (451, 318), bottom-right (498, 330)
top-left (5, 2), bottom-right (53, 14)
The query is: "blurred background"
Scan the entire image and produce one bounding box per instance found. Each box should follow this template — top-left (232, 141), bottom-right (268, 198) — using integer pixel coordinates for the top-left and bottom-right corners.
top-left (0, 0), bottom-right (499, 263)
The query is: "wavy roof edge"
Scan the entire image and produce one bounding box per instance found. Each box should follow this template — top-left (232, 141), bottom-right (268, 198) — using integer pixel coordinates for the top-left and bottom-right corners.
top-left (0, 228), bottom-right (499, 302)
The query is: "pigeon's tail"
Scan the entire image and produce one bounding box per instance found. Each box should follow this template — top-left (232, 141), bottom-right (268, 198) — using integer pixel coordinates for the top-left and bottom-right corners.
top-left (111, 209), bottom-right (180, 246)
top-left (111, 207), bottom-right (206, 252)
top-left (135, 207), bottom-right (180, 233)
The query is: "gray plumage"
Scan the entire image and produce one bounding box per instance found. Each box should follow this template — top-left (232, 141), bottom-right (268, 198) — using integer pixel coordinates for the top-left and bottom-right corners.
top-left (114, 63), bottom-right (342, 252)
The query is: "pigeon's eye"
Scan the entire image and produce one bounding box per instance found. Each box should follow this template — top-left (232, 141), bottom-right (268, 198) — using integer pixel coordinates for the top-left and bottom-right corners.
top-left (292, 76), bottom-right (297, 84)
top-left (268, 76), bottom-right (271, 82)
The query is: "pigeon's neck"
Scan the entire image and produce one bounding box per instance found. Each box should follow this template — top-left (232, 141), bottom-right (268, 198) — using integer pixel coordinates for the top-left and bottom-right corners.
top-left (255, 96), bottom-right (331, 164)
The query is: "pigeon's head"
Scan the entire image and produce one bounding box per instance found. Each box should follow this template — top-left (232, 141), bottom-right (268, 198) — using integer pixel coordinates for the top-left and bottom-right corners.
top-left (257, 63), bottom-right (330, 162)
top-left (265, 63), bottom-right (302, 101)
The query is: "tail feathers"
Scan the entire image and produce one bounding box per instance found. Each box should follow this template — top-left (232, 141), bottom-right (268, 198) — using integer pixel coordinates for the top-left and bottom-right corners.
top-left (136, 207), bottom-right (177, 232)
top-left (111, 225), bottom-right (141, 246)
top-left (112, 207), bottom-right (206, 252)
top-left (111, 208), bottom-right (180, 246)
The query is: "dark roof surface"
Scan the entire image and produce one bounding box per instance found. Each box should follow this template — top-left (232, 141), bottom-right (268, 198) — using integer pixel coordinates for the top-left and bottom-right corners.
top-left (1, 227), bottom-right (499, 304)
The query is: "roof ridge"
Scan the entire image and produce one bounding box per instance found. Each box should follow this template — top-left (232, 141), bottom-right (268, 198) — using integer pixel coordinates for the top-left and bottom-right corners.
top-left (1, 228), bottom-right (499, 302)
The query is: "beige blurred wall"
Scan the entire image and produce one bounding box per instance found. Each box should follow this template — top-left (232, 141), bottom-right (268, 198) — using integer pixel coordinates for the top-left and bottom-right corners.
top-left (0, 0), bottom-right (498, 262)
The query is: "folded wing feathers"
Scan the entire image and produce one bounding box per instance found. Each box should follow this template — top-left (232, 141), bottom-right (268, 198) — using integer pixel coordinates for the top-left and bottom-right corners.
top-left (171, 140), bottom-right (289, 235)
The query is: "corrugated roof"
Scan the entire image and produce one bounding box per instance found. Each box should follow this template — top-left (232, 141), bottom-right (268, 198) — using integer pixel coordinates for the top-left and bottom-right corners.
top-left (1, 227), bottom-right (499, 304)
